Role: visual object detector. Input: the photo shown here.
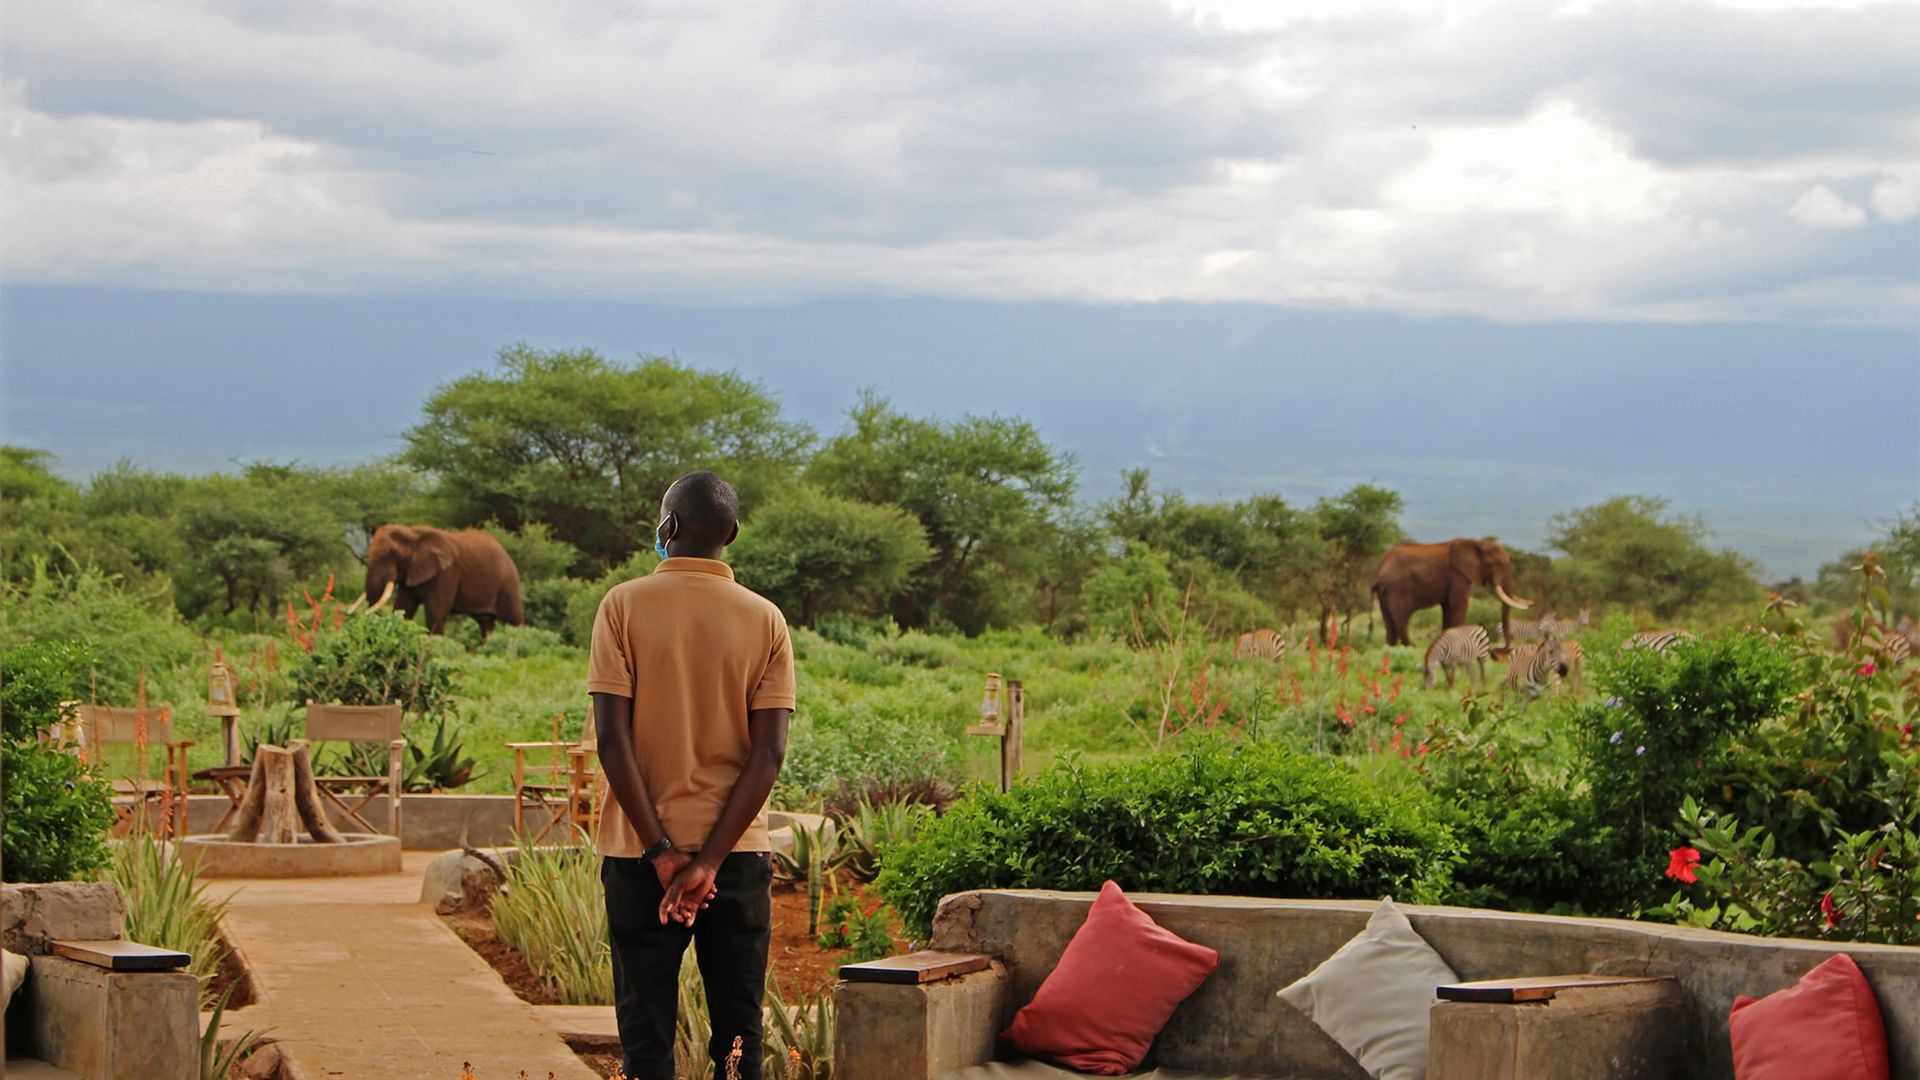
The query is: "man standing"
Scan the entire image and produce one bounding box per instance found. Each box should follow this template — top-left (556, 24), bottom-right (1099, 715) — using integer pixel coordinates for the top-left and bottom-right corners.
top-left (588, 472), bottom-right (794, 1080)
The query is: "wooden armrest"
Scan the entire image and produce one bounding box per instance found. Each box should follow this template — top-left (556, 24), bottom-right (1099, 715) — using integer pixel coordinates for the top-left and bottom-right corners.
top-left (51, 939), bottom-right (192, 972)
top-left (1437, 974), bottom-right (1673, 1004)
top-left (840, 951), bottom-right (992, 985)
top-left (505, 741), bottom-right (579, 750)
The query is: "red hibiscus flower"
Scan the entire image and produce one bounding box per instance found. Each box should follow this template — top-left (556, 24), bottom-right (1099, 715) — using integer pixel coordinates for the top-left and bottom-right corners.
top-left (1859, 662), bottom-right (1876, 677)
top-left (1665, 846), bottom-right (1702, 884)
top-left (1821, 891), bottom-right (1841, 929)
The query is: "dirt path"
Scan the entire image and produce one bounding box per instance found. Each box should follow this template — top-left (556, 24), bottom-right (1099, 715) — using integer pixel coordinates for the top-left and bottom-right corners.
top-left (211, 852), bottom-right (601, 1080)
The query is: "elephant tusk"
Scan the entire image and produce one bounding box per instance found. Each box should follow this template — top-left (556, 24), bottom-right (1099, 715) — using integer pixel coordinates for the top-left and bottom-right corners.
top-left (1495, 584), bottom-right (1532, 610)
top-left (367, 580), bottom-right (396, 612)
top-left (343, 594), bottom-right (365, 614)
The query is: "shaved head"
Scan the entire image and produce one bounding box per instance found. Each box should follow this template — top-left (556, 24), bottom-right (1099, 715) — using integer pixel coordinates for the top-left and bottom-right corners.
top-left (660, 471), bottom-right (740, 553)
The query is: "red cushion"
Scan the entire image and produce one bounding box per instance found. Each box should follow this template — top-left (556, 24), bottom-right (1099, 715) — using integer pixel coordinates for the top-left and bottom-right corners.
top-left (1001, 880), bottom-right (1220, 1075)
top-left (1729, 953), bottom-right (1889, 1080)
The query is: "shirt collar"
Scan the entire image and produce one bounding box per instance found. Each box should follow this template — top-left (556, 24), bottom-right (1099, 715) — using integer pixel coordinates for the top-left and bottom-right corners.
top-left (653, 556), bottom-right (735, 581)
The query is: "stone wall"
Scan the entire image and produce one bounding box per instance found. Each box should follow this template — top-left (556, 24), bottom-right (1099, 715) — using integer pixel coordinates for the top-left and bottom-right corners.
top-left (930, 890), bottom-right (1920, 1080)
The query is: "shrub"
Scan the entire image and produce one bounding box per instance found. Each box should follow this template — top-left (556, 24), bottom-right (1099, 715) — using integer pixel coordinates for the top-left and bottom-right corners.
top-left (1566, 629), bottom-right (1797, 904)
top-left (867, 630), bottom-right (959, 669)
top-left (877, 737), bottom-right (1463, 937)
top-left (776, 697), bottom-right (962, 807)
top-left (0, 564), bottom-right (200, 701)
top-left (0, 639), bottom-right (116, 883)
top-left (105, 831), bottom-right (229, 1004)
top-left (475, 624), bottom-right (569, 660)
top-left (491, 839), bottom-right (610, 1005)
top-left (287, 611), bottom-right (457, 717)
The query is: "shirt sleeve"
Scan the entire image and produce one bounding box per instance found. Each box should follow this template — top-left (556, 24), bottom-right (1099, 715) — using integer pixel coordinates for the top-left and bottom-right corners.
top-left (750, 608), bottom-right (797, 710)
top-left (585, 592), bottom-right (635, 697)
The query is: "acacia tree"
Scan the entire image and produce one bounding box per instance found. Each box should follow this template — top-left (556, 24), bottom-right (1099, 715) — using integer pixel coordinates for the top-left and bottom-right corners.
top-left (729, 486), bottom-right (933, 624)
top-left (403, 345), bottom-right (812, 568)
top-left (1548, 496), bottom-right (1760, 619)
top-left (1312, 485), bottom-right (1403, 642)
top-left (808, 392), bottom-right (1076, 632)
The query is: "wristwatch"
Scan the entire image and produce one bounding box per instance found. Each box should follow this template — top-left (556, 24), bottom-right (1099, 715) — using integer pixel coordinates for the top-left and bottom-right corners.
top-left (640, 836), bottom-right (674, 863)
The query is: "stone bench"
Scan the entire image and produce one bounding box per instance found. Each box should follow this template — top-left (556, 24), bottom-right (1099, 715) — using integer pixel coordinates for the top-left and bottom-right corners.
top-left (835, 890), bottom-right (1920, 1080)
top-left (2, 882), bottom-right (199, 1080)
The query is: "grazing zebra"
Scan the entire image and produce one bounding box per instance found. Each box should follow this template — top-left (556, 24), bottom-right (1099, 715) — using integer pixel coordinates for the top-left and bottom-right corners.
top-left (1623, 630), bottom-right (1693, 655)
top-left (1505, 639), bottom-right (1569, 700)
top-left (1423, 625), bottom-right (1492, 689)
top-left (1558, 638), bottom-right (1585, 689)
top-left (1879, 632), bottom-right (1912, 668)
top-left (1506, 613), bottom-right (1557, 643)
top-left (1550, 608), bottom-right (1592, 635)
top-left (1235, 628), bottom-right (1287, 663)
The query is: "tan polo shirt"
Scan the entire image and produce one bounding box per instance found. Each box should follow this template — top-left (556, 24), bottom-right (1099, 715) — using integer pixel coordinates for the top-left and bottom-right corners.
top-left (586, 557), bottom-right (796, 856)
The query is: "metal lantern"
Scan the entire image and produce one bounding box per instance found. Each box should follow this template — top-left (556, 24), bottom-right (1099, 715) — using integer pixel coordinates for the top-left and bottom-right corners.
top-left (207, 657), bottom-right (240, 717)
top-left (979, 672), bottom-right (1003, 730)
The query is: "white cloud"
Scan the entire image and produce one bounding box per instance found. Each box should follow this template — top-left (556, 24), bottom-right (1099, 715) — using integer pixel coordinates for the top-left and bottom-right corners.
top-left (0, 0), bottom-right (1914, 323)
top-left (1789, 184), bottom-right (1869, 229)
top-left (1871, 175), bottom-right (1917, 224)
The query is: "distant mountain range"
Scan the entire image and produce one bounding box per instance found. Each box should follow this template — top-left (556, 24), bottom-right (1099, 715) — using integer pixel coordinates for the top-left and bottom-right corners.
top-left (2, 284), bottom-right (1914, 579)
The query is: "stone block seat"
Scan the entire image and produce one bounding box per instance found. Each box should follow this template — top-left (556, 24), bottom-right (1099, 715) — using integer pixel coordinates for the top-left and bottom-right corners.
top-left (835, 890), bottom-right (1920, 1080)
top-left (3, 881), bottom-right (199, 1080)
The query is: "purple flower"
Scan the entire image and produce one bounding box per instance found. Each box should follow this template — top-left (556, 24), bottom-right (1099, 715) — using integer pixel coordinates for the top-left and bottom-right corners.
top-left (1635, 745), bottom-right (1647, 756)
top-left (1605, 697), bottom-right (1624, 709)
top-left (1609, 731), bottom-right (1623, 745)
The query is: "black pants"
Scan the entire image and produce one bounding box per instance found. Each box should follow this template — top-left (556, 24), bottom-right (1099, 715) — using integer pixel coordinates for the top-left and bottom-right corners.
top-left (603, 852), bottom-right (773, 1080)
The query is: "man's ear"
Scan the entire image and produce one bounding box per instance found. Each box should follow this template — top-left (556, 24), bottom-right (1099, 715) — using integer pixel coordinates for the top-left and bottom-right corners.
top-left (726, 521), bottom-right (740, 547)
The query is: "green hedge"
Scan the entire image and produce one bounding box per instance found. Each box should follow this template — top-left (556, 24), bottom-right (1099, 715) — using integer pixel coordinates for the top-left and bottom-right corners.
top-left (877, 737), bottom-right (1463, 936)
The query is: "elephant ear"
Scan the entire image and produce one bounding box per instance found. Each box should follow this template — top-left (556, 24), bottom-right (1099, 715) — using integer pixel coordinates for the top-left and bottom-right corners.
top-left (1448, 540), bottom-right (1486, 584)
top-left (406, 530), bottom-right (458, 588)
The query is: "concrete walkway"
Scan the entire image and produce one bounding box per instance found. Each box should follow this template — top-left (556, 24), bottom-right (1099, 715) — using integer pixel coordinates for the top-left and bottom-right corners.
top-left (212, 852), bottom-right (603, 1080)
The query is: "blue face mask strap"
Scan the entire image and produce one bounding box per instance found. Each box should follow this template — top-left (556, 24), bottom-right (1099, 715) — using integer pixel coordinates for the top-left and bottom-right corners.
top-left (655, 513), bottom-right (674, 560)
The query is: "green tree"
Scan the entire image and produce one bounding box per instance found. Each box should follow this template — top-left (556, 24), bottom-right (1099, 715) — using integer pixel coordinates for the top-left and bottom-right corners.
top-left (730, 486), bottom-right (933, 623)
top-left (1813, 503), bottom-right (1920, 617)
top-left (175, 470), bottom-right (346, 618)
top-left (809, 392), bottom-right (1076, 632)
top-left (1082, 544), bottom-right (1180, 645)
top-left (1548, 496), bottom-right (1760, 619)
top-left (1, 447), bottom-right (83, 580)
top-left (1311, 484), bottom-right (1404, 641)
top-left (403, 345), bottom-right (811, 568)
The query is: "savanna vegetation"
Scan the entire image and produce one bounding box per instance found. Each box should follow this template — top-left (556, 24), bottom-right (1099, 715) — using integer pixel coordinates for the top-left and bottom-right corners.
top-left (4, 344), bottom-right (1917, 966)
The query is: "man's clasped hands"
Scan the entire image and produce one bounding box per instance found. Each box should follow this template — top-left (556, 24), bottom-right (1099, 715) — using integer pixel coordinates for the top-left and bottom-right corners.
top-left (652, 848), bottom-right (720, 926)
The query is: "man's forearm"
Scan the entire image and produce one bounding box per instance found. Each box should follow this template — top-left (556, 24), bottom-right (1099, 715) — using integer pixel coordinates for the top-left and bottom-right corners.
top-left (591, 692), bottom-right (671, 849)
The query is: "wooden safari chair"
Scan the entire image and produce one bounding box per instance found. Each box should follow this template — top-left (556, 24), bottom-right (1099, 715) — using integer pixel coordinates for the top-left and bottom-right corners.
top-left (72, 704), bottom-right (192, 838)
top-left (303, 701), bottom-right (406, 837)
top-left (509, 714), bottom-right (601, 844)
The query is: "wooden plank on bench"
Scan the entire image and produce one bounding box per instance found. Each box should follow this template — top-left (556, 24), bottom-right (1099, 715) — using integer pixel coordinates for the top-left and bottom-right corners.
top-left (1438, 974), bottom-right (1672, 1004)
top-left (50, 940), bottom-right (192, 972)
top-left (840, 951), bottom-right (991, 984)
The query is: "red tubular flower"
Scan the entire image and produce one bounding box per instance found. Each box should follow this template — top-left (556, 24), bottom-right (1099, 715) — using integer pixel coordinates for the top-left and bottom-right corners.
top-left (1821, 891), bottom-right (1841, 929)
top-left (1335, 703), bottom-right (1353, 726)
top-left (1665, 847), bottom-right (1702, 884)
top-left (1858, 663), bottom-right (1876, 677)
top-left (1377, 653), bottom-right (1390, 675)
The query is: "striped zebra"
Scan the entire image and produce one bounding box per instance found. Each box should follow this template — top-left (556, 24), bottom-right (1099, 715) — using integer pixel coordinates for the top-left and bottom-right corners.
top-left (1423, 625), bottom-right (1491, 689)
top-left (1506, 613), bottom-right (1558, 643)
top-left (1623, 630), bottom-right (1693, 655)
top-left (1879, 632), bottom-right (1912, 668)
top-left (1235, 628), bottom-right (1287, 663)
top-left (1505, 639), bottom-right (1569, 700)
top-left (1558, 638), bottom-right (1585, 689)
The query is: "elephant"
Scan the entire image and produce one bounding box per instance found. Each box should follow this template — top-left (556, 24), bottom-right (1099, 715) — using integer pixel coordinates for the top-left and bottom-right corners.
top-left (1371, 538), bottom-right (1532, 647)
top-left (351, 525), bottom-right (525, 638)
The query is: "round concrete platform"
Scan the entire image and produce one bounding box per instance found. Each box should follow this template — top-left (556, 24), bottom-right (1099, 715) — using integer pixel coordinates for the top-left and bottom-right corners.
top-left (179, 833), bottom-right (402, 877)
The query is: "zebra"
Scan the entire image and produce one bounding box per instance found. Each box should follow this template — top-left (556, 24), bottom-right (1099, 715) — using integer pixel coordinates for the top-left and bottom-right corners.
top-left (1879, 632), bottom-right (1912, 668)
top-left (1504, 639), bottom-right (1569, 700)
top-left (1235, 628), bottom-right (1287, 663)
top-left (1506, 613), bottom-right (1557, 643)
top-left (1622, 630), bottom-right (1693, 655)
top-left (1557, 638), bottom-right (1585, 689)
top-left (1423, 625), bottom-right (1491, 689)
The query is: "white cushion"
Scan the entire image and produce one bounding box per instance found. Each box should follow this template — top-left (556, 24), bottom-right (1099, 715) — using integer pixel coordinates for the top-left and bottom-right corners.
top-left (3, 948), bottom-right (29, 1008)
top-left (1276, 898), bottom-right (1457, 1080)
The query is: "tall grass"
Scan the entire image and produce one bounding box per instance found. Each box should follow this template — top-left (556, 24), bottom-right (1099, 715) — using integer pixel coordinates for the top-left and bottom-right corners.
top-left (104, 832), bottom-right (228, 1006)
top-left (490, 837), bottom-right (612, 1005)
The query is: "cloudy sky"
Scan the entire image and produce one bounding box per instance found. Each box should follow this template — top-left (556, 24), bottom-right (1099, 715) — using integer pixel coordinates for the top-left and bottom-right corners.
top-left (2, 0), bottom-right (1916, 576)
